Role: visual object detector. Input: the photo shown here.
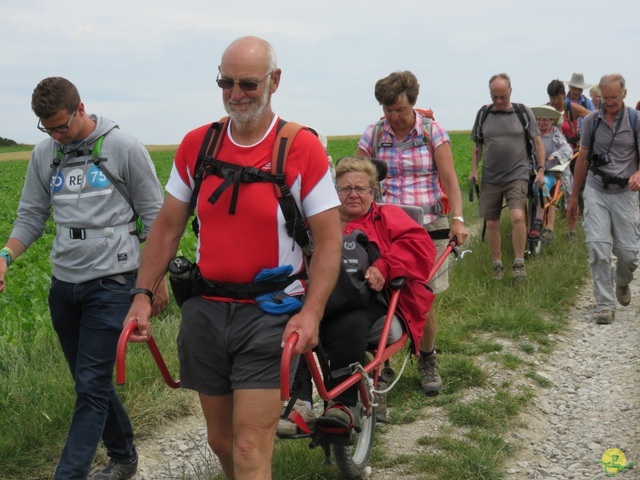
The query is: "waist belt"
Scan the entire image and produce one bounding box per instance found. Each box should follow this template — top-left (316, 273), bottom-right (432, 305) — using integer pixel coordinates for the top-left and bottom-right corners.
top-left (421, 202), bottom-right (445, 215)
top-left (56, 222), bottom-right (137, 240)
top-left (589, 166), bottom-right (629, 190)
top-left (194, 271), bottom-right (306, 301)
top-left (427, 229), bottom-right (451, 240)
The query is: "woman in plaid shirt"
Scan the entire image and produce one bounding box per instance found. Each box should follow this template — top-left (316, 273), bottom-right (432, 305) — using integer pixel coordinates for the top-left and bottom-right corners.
top-left (355, 70), bottom-right (467, 396)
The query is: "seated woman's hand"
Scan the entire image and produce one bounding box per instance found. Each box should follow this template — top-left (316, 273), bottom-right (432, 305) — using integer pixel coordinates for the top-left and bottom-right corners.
top-left (364, 266), bottom-right (385, 292)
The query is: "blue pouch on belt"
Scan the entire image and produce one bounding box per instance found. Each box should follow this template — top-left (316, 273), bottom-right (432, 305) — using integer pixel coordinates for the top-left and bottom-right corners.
top-left (254, 265), bottom-right (303, 315)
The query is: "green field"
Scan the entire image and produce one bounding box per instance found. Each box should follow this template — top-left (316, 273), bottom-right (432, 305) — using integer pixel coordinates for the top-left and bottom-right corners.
top-left (0, 135), bottom-right (589, 479)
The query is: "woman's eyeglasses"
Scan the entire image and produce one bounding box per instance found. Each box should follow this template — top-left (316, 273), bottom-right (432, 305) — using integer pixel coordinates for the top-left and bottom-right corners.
top-left (336, 186), bottom-right (372, 196)
top-left (216, 71), bottom-right (273, 92)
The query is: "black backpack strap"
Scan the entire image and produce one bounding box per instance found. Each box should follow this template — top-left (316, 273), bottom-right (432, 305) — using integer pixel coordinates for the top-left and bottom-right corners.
top-left (189, 118), bottom-right (229, 236)
top-left (588, 112), bottom-right (602, 163)
top-left (194, 270), bottom-right (306, 300)
top-left (512, 103), bottom-right (536, 170)
top-left (206, 160), bottom-right (276, 214)
top-left (629, 107), bottom-right (639, 166)
top-left (191, 119), bottom-right (228, 215)
top-left (190, 117), bottom-right (312, 254)
top-left (511, 103), bottom-right (532, 154)
top-left (475, 104), bottom-right (492, 144)
top-left (271, 120), bottom-right (313, 254)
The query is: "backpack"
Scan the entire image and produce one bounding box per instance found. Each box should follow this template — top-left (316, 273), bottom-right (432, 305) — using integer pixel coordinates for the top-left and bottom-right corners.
top-left (189, 117), bottom-right (313, 255)
top-left (51, 130), bottom-right (145, 240)
top-left (324, 229), bottom-right (378, 316)
top-left (371, 108), bottom-right (450, 215)
top-left (473, 103), bottom-right (536, 171)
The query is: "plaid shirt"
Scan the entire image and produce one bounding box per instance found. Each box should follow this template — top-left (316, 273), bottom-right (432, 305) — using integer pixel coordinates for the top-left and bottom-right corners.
top-left (357, 110), bottom-right (450, 223)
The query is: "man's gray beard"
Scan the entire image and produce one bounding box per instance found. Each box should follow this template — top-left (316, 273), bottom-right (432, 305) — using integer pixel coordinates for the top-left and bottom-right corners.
top-left (225, 90), bottom-right (269, 131)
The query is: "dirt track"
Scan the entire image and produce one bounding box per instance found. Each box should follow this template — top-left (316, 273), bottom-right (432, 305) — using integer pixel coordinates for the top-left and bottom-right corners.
top-left (0, 151), bottom-right (30, 161)
top-left (0, 145), bottom-right (179, 163)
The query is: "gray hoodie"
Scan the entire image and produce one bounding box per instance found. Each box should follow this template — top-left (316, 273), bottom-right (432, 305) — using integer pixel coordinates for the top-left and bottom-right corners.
top-left (11, 115), bottom-right (164, 283)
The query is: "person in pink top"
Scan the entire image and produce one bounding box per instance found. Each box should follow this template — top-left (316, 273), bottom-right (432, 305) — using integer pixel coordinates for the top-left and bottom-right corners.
top-left (355, 71), bottom-right (467, 397)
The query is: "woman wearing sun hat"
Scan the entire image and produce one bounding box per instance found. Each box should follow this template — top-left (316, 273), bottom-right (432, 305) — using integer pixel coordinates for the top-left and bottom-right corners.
top-left (529, 105), bottom-right (574, 242)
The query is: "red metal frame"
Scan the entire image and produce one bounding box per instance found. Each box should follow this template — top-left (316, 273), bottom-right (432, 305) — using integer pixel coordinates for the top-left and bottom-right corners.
top-left (116, 239), bottom-right (459, 397)
top-left (116, 321), bottom-right (180, 388)
top-left (280, 239), bottom-right (457, 402)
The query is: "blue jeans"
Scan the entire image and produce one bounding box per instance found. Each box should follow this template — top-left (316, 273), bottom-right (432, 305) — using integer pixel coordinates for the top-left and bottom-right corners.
top-left (49, 273), bottom-right (137, 480)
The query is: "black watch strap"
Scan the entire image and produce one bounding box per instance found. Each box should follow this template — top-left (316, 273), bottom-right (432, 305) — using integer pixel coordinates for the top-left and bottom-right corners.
top-left (130, 287), bottom-right (154, 305)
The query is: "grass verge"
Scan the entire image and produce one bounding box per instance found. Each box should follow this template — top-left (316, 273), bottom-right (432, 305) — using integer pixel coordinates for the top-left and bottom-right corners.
top-left (0, 134), bottom-right (589, 479)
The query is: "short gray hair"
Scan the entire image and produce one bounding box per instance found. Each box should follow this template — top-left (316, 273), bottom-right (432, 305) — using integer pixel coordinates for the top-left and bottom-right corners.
top-left (599, 73), bottom-right (625, 91)
top-left (489, 73), bottom-right (511, 89)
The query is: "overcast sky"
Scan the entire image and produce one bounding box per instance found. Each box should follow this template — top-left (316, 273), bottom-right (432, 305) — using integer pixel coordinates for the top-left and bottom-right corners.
top-left (2, 0), bottom-right (639, 146)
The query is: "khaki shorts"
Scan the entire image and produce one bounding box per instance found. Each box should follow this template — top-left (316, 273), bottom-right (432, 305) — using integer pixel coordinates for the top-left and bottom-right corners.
top-left (478, 179), bottom-right (528, 219)
top-left (424, 216), bottom-right (450, 294)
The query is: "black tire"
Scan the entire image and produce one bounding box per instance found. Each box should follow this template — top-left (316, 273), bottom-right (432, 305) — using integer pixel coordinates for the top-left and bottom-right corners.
top-left (331, 400), bottom-right (376, 478)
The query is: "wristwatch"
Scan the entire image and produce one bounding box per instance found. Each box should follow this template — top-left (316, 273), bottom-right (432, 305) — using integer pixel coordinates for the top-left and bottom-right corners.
top-left (129, 287), bottom-right (155, 305)
top-left (536, 165), bottom-right (545, 171)
top-left (452, 216), bottom-right (465, 223)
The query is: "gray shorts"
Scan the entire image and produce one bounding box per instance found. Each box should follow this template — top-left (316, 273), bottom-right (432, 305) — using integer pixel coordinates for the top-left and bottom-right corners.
top-left (424, 216), bottom-right (450, 294)
top-left (178, 297), bottom-right (292, 395)
top-left (478, 179), bottom-right (528, 219)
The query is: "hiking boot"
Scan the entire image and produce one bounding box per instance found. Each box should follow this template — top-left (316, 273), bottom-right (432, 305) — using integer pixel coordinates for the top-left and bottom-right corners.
top-left (567, 230), bottom-right (577, 241)
top-left (492, 263), bottom-right (505, 281)
top-left (277, 399), bottom-right (316, 435)
top-left (615, 284), bottom-right (631, 306)
top-left (595, 310), bottom-right (615, 325)
top-left (90, 455), bottom-right (137, 480)
top-left (417, 354), bottom-right (442, 396)
top-left (541, 228), bottom-right (555, 243)
top-left (375, 381), bottom-right (388, 423)
top-left (511, 262), bottom-right (528, 285)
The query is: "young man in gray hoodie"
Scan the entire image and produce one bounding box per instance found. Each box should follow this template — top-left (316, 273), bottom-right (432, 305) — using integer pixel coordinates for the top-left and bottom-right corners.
top-left (0, 77), bottom-right (167, 480)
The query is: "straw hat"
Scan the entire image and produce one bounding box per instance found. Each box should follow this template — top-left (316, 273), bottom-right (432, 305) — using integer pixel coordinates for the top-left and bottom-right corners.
top-left (565, 73), bottom-right (592, 89)
top-left (531, 105), bottom-right (562, 120)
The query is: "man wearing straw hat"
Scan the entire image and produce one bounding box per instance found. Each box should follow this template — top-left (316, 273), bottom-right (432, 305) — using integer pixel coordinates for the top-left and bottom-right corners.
top-left (565, 73), bottom-right (595, 128)
top-left (529, 105), bottom-right (573, 242)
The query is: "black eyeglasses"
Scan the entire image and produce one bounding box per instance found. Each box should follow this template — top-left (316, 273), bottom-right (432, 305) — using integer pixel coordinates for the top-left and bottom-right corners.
top-left (37, 109), bottom-right (77, 134)
top-left (216, 71), bottom-right (273, 92)
top-left (336, 186), bottom-right (373, 196)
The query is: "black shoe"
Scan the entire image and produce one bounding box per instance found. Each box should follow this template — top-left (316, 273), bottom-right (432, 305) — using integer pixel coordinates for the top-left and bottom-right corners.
top-left (91, 455), bottom-right (138, 480)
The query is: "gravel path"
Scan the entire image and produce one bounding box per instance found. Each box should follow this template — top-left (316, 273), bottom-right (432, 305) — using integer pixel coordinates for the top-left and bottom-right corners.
top-left (134, 274), bottom-right (640, 479)
top-left (501, 277), bottom-right (640, 479)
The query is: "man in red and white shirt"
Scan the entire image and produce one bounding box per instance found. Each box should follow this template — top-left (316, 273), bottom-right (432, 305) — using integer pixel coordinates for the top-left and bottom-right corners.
top-left (125, 36), bottom-right (341, 479)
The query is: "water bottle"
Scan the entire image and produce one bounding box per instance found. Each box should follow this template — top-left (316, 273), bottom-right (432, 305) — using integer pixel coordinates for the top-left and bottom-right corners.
top-left (168, 256), bottom-right (194, 307)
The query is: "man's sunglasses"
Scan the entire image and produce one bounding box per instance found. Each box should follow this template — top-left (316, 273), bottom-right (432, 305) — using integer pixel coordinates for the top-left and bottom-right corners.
top-left (37, 108), bottom-right (77, 134)
top-left (216, 71), bottom-right (273, 92)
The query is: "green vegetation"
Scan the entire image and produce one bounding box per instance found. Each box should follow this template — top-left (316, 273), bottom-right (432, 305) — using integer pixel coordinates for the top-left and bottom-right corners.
top-left (0, 137), bottom-right (20, 148)
top-left (0, 136), bottom-right (589, 479)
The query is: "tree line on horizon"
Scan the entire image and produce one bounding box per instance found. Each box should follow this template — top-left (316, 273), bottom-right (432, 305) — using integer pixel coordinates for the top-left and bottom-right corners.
top-left (0, 137), bottom-right (18, 147)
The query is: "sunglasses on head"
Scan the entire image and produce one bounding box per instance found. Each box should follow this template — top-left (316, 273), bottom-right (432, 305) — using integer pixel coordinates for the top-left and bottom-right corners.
top-left (216, 71), bottom-right (273, 92)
